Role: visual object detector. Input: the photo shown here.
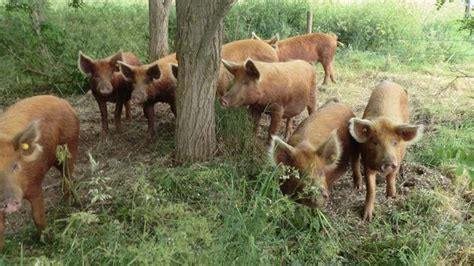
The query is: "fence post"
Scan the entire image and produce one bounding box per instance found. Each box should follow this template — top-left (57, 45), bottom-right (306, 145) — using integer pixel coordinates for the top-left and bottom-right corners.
top-left (306, 10), bottom-right (313, 33)
top-left (466, 0), bottom-right (472, 18)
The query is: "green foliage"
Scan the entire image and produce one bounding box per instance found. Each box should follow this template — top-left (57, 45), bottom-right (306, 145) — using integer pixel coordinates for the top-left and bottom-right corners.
top-left (413, 121), bottom-right (474, 180)
top-left (1, 0), bottom-right (472, 99)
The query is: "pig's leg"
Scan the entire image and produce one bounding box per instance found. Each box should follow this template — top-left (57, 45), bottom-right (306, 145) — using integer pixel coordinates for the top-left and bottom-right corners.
top-left (386, 168), bottom-right (399, 198)
top-left (63, 141), bottom-right (80, 206)
top-left (351, 152), bottom-right (363, 190)
top-left (268, 109), bottom-right (283, 143)
top-left (250, 109), bottom-right (262, 134)
top-left (322, 61), bottom-right (331, 85)
top-left (125, 101), bottom-right (132, 120)
top-left (0, 212), bottom-right (4, 250)
top-left (169, 101), bottom-right (177, 117)
top-left (329, 61), bottom-right (336, 83)
top-left (363, 168), bottom-right (377, 222)
top-left (97, 100), bottom-right (109, 134)
top-left (144, 103), bottom-right (156, 140)
top-left (143, 105), bottom-right (149, 120)
top-left (307, 96), bottom-right (316, 115)
top-left (284, 117), bottom-right (294, 139)
top-left (28, 192), bottom-right (47, 240)
top-left (114, 101), bottom-right (124, 131)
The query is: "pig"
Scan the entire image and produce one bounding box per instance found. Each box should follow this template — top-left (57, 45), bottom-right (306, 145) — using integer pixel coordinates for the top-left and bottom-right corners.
top-left (0, 95), bottom-right (80, 249)
top-left (118, 53), bottom-right (177, 139)
top-left (218, 39), bottom-right (279, 96)
top-left (119, 39), bottom-right (278, 139)
top-left (78, 51), bottom-right (141, 134)
top-left (220, 58), bottom-right (317, 142)
top-left (257, 32), bottom-right (339, 85)
top-left (270, 101), bottom-right (360, 207)
top-left (349, 81), bottom-right (424, 221)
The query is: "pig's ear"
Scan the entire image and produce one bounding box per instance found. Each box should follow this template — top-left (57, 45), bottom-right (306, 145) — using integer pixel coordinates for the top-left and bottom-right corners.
top-left (118, 61), bottom-right (135, 81)
top-left (395, 124), bottom-right (424, 145)
top-left (269, 135), bottom-right (296, 164)
top-left (316, 130), bottom-right (341, 167)
top-left (349, 118), bottom-right (373, 143)
top-left (222, 59), bottom-right (239, 75)
top-left (170, 64), bottom-right (178, 79)
top-left (244, 59), bottom-right (260, 80)
top-left (78, 51), bottom-right (95, 75)
top-left (251, 32), bottom-right (261, 40)
top-left (147, 63), bottom-right (161, 80)
top-left (109, 50), bottom-right (123, 70)
top-left (12, 120), bottom-right (43, 162)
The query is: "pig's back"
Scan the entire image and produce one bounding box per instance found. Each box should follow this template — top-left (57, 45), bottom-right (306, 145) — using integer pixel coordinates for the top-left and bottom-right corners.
top-left (259, 60), bottom-right (314, 93)
top-left (222, 39), bottom-right (278, 63)
top-left (290, 103), bottom-right (354, 148)
top-left (277, 33), bottom-right (337, 62)
top-left (0, 96), bottom-right (79, 148)
top-left (122, 52), bottom-right (141, 66)
top-left (363, 81), bottom-right (409, 124)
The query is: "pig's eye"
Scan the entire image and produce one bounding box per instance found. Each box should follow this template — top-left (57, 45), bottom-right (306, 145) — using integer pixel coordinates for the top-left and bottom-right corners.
top-left (371, 140), bottom-right (378, 146)
top-left (392, 140), bottom-right (398, 145)
top-left (242, 80), bottom-right (250, 85)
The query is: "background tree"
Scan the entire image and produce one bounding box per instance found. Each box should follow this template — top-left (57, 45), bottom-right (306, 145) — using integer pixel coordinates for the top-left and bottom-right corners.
top-left (175, 0), bottom-right (236, 162)
top-left (148, 0), bottom-right (172, 61)
top-left (6, 0), bottom-right (50, 57)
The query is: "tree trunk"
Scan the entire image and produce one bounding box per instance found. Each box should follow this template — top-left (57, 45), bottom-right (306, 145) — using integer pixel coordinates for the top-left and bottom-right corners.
top-left (306, 10), bottom-right (313, 34)
top-left (30, 0), bottom-right (49, 58)
top-left (175, 0), bottom-right (235, 162)
top-left (148, 0), bottom-right (172, 61)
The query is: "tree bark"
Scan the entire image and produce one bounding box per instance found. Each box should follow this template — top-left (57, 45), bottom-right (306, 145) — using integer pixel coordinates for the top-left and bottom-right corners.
top-left (148, 0), bottom-right (172, 61)
top-left (175, 0), bottom-right (235, 162)
top-left (30, 0), bottom-right (49, 58)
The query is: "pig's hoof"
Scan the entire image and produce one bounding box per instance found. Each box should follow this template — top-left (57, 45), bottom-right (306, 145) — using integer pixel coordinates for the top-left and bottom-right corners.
top-left (363, 209), bottom-right (373, 222)
top-left (39, 231), bottom-right (52, 245)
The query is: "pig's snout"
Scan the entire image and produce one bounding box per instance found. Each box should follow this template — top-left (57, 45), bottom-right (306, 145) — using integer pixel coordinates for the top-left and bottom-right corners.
top-left (381, 161), bottom-right (397, 173)
top-left (130, 95), bottom-right (142, 105)
top-left (320, 187), bottom-right (329, 200)
top-left (131, 89), bottom-right (147, 105)
top-left (220, 97), bottom-right (228, 108)
top-left (98, 81), bottom-right (114, 95)
top-left (0, 199), bottom-right (21, 214)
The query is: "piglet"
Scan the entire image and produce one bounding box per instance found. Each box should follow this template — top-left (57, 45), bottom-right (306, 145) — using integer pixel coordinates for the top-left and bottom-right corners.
top-left (349, 81), bottom-right (424, 221)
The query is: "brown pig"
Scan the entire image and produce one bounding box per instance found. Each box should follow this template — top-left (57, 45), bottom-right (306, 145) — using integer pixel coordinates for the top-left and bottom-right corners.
top-left (78, 51), bottom-right (141, 134)
top-left (220, 58), bottom-right (318, 141)
top-left (118, 53), bottom-right (177, 139)
top-left (270, 101), bottom-right (360, 208)
top-left (0, 95), bottom-right (80, 249)
top-left (349, 81), bottom-right (424, 221)
top-left (261, 32), bottom-right (339, 85)
top-left (118, 39), bottom-right (278, 139)
top-left (218, 39), bottom-right (279, 96)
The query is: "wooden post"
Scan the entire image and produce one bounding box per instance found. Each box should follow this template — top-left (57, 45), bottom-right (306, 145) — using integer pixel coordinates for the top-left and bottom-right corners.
top-left (466, 0), bottom-right (472, 18)
top-left (306, 10), bottom-right (313, 34)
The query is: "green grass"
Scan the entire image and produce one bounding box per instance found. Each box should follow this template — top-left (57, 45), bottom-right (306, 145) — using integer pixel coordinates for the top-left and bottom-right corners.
top-left (414, 121), bottom-right (474, 182)
top-left (0, 0), bottom-right (473, 264)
